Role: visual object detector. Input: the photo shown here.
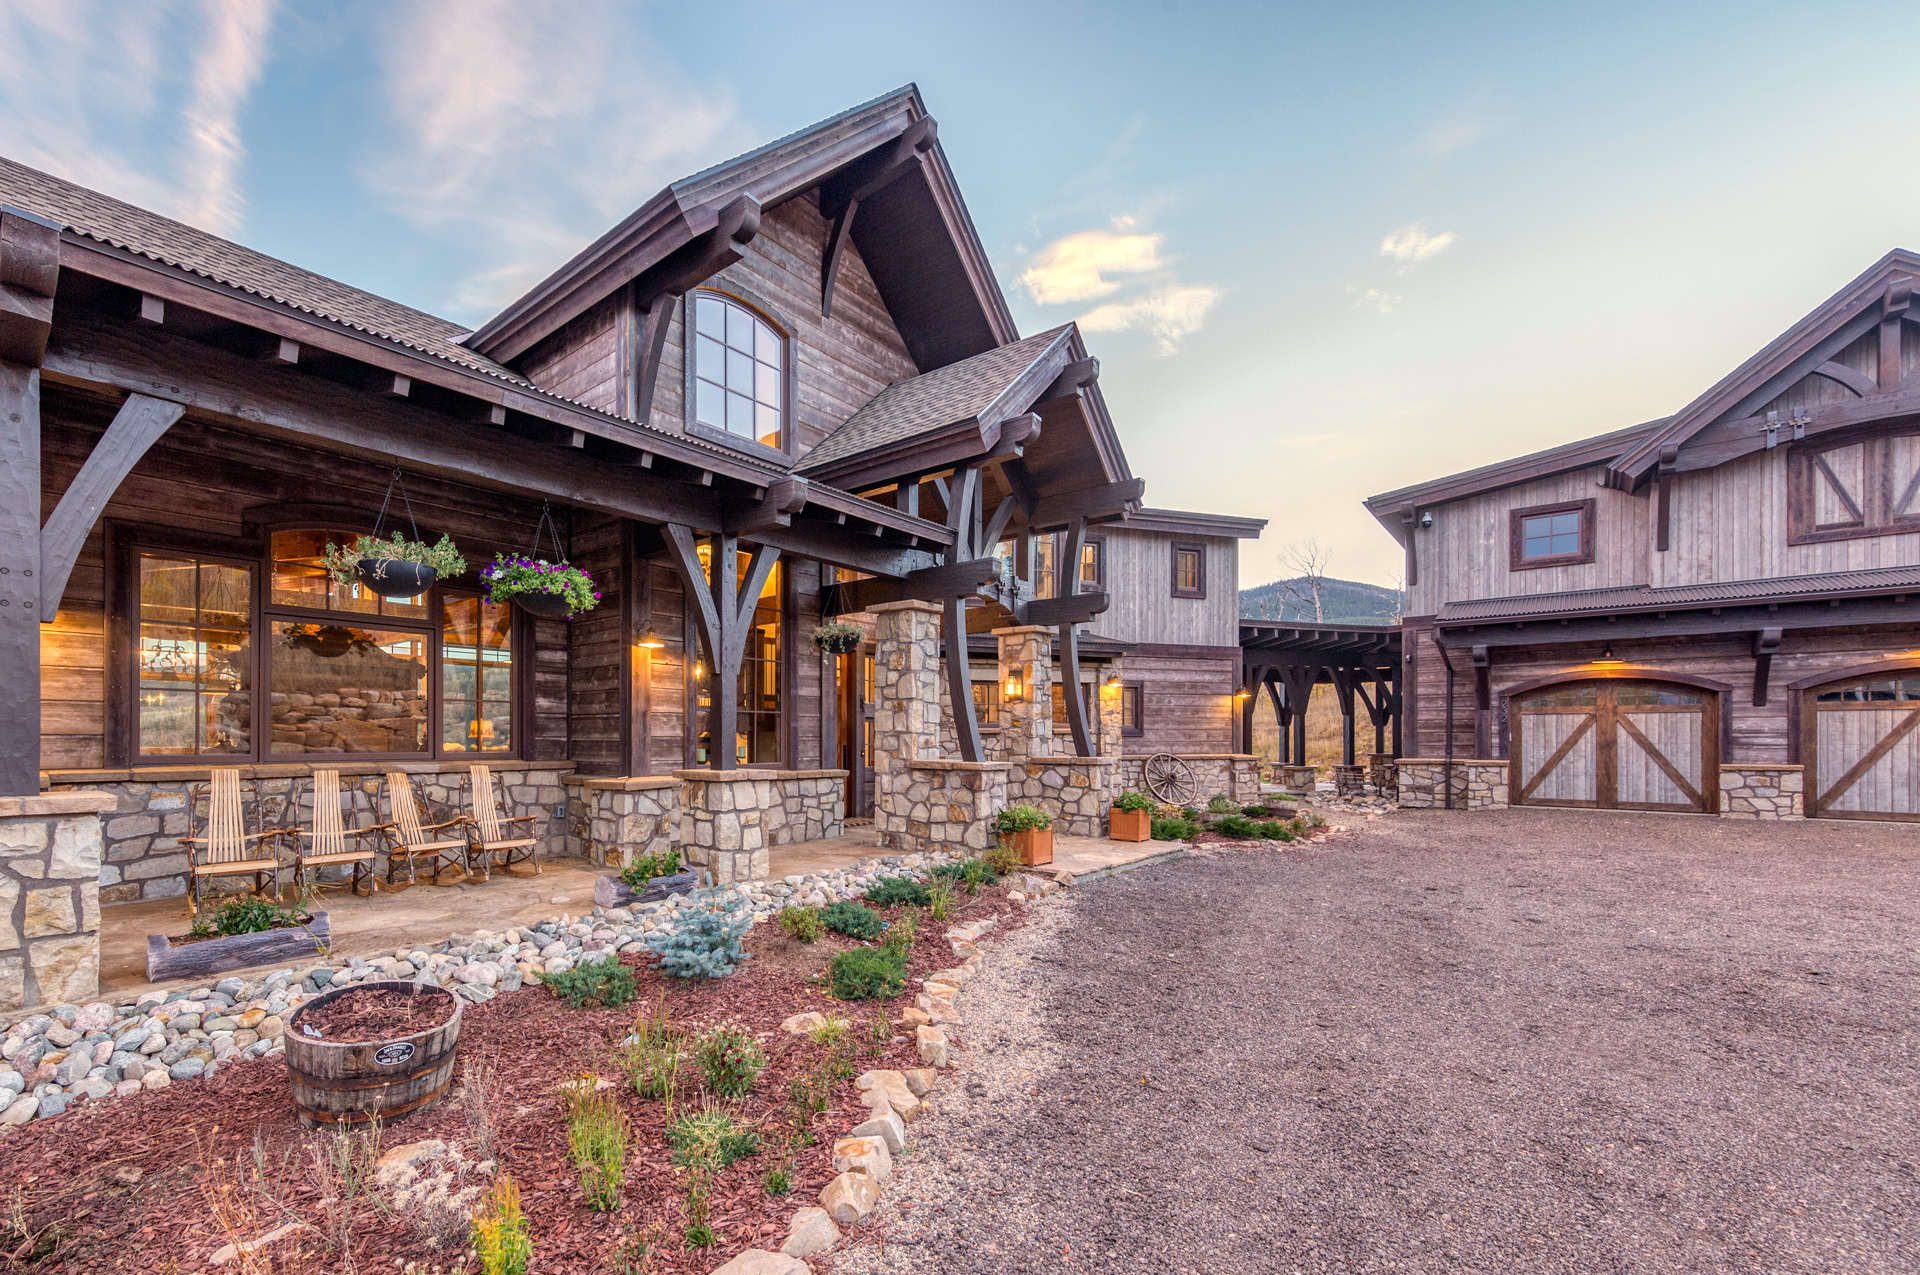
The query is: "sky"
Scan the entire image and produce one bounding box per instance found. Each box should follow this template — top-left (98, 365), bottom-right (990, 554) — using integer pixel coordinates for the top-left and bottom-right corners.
top-left (3, 1), bottom-right (1918, 590)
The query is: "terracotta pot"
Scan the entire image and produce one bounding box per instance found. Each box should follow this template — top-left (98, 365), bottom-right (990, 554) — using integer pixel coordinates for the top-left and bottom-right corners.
top-left (1009, 826), bottom-right (1053, 866)
top-left (1109, 807), bottom-right (1151, 842)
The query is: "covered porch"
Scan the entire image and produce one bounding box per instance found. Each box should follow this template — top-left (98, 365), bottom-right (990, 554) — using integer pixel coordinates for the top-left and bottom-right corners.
top-left (1241, 620), bottom-right (1404, 791)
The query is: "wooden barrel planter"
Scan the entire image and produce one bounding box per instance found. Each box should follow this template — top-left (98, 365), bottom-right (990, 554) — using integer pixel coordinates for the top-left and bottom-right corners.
top-left (285, 980), bottom-right (462, 1128)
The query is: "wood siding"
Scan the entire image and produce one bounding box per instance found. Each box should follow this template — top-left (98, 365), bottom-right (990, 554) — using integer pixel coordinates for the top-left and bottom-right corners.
top-left (1408, 466), bottom-right (1649, 614)
top-left (1086, 528), bottom-right (1240, 648)
top-left (519, 294), bottom-right (623, 416)
top-left (566, 513), bottom-right (625, 775)
top-left (1123, 653), bottom-right (1237, 756)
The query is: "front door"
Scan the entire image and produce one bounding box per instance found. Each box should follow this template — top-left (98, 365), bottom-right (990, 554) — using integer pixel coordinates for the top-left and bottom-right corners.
top-left (1512, 680), bottom-right (1714, 812)
top-left (837, 649), bottom-right (876, 819)
top-left (1804, 670), bottom-right (1920, 820)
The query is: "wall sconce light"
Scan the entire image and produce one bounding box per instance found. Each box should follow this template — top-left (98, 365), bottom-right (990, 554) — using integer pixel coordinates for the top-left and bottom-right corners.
top-left (635, 627), bottom-right (665, 650)
top-left (1234, 687), bottom-right (1253, 701)
top-left (1004, 667), bottom-right (1025, 702)
top-left (694, 660), bottom-right (705, 679)
top-left (1594, 646), bottom-right (1622, 665)
top-left (1103, 670), bottom-right (1121, 688)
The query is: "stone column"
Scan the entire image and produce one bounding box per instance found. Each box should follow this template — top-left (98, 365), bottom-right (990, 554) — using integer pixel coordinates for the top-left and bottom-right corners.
top-left (994, 626), bottom-right (1054, 765)
top-left (0, 792), bottom-right (114, 1011)
top-left (873, 601), bottom-right (943, 850)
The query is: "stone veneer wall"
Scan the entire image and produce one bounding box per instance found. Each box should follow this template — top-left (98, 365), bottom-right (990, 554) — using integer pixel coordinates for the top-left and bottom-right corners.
top-left (890, 760), bottom-right (1010, 854)
top-left (674, 769), bottom-right (847, 885)
top-left (0, 793), bottom-right (114, 1011)
top-left (1396, 759), bottom-right (1510, 811)
top-left (564, 776), bottom-right (680, 867)
top-left (1718, 764), bottom-right (1805, 819)
top-left (1008, 759), bottom-right (1114, 837)
top-left (1116, 755), bottom-right (1260, 806)
top-left (49, 763), bottom-right (573, 904)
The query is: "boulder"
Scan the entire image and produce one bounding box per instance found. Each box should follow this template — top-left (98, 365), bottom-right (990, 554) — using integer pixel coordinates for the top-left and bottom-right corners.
top-left (780, 1206), bottom-right (842, 1257)
top-left (708, 1249), bottom-right (809, 1275)
top-left (916, 1025), bottom-right (950, 1068)
top-left (781, 1011), bottom-right (828, 1035)
top-left (831, 1135), bottom-right (892, 1183)
top-left (849, 1108), bottom-right (906, 1154)
top-left (902, 1068), bottom-right (938, 1097)
top-left (818, 1171), bottom-right (882, 1224)
top-left (854, 1070), bottom-right (920, 1120)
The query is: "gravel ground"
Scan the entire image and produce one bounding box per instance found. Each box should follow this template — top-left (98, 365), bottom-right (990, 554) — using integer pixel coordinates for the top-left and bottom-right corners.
top-left (834, 809), bottom-right (1920, 1275)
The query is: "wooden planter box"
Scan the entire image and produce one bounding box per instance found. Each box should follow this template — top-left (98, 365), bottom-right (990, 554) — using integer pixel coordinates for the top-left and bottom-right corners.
top-left (1007, 827), bottom-right (1054, 866)
top-left (147, 912), bottom-right (332, 983)
top-left (592, 869), bottom-right (699, 910)
top-left (286, 980), bottom-right (462, 1128)
top-left (1109, 807), bottom-right (1151, 842)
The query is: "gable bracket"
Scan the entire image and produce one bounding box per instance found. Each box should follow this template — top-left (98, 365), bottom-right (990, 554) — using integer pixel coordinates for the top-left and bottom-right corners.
top-left (630, 193), bottom-right (762, 429)
top-left (820, 116), bottom-right (938, 319)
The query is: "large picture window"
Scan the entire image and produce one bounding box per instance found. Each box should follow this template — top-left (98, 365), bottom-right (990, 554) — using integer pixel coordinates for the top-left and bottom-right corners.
top-left (126, 528), bottom-right (519, 765)
top-left (136, 554), bottom-right (253, 757)
top-left (689, 291), bottom-right (786, 452)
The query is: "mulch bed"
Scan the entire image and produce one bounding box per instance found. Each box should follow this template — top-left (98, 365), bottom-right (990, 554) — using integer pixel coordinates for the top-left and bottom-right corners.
top-left (291, 985), bottom-right (457, 1043)
top-left (0, 886), bottom-right (1018, 1273)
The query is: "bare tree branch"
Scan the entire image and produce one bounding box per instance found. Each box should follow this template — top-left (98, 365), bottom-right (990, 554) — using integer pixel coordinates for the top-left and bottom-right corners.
top-left (1276, 538), bottom-right (1332, 623)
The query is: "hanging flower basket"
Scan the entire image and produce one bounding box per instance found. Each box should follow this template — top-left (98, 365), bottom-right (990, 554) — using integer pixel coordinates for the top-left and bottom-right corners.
top-left (482, 555), bottom-right (601, 619)
top-left (324, 533), bottom-right (466, 599)
top-left (810, 620), bottom-right (863, 655)
top-left (284, 623), bottom-right (375, 660)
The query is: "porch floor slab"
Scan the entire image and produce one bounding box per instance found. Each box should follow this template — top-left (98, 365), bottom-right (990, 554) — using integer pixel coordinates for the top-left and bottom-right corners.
top-left (1043, 835), bottom-right (1184, 883)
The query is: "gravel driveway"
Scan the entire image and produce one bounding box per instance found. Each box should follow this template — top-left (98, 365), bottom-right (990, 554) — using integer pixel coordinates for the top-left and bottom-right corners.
top-left (834, 809), bottom-right (1920, 1274)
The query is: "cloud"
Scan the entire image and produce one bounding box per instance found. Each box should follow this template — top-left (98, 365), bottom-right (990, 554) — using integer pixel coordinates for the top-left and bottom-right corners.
top-left (1017, 230), bottom-right (1165, 305)
top-left (0, 0), bottom-right (278, 237)
top-left (1347, 285), bottom-right (1401, 315)
top-left (1079, 284), bottom-right (1221, 356)
top-left (371, 0), bottom-right (745, 319)
top-left (1418, 114), bottom-right (1484, 160)
top-left (1380, 224), bottom-right (1455, 265)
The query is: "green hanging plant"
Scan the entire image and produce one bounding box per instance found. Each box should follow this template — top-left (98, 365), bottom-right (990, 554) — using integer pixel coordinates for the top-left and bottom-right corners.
top-left (810, 620), bottom-right (863, 655)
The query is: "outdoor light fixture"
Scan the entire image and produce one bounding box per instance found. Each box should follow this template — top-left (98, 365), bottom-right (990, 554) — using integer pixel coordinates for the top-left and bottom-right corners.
top-left (1004, 666), bottom-right (1025, 701)
top-left (635, 627), bottom-right (665, 650)
top-left (1594, 646), bottom-right (1622, 664)
top-left (1234, 687), bottom-right (1253, 701)
top-left (1103, 670), bottom-right (1121, 688)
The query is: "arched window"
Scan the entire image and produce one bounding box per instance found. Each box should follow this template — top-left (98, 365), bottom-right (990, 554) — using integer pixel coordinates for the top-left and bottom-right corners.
top-left (689, 290), bottom-right (785, 451)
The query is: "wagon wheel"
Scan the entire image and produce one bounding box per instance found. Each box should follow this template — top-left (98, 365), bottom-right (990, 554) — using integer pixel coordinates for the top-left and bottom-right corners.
top-left (1142, 753), bottom-right (1196, 806)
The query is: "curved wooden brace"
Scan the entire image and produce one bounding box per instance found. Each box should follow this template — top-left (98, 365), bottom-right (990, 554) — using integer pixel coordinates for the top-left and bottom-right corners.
top-left (41, 392), bottom-right (183, 620)
top-left (1058, 516), bottom-right (1095, 757)
top-left (1811, 359), bottom-right (1875, 397)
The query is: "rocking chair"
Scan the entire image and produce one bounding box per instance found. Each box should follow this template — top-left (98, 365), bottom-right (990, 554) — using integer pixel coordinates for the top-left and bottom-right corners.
top-left (184, 768), bottom-right (288, 913)
top-left (462, 764), bottom-right (543, 881)
top-left (291, 770), bottom-right (379, 897)
top-left (376, 772), bottom-right (469, 888)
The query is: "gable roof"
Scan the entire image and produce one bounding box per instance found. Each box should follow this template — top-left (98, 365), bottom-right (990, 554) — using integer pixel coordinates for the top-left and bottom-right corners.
top-left (0, 155), bottom-right (525, 385)
top-left (1607, 248), bottom-right (1920, 485)
top-left (798, 326), bottom-right (1072, 477)
top-left (467, 85), bottom-right (1018, 373)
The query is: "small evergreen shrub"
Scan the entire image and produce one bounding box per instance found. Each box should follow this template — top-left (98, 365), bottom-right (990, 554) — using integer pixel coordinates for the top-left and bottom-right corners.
top-left (1114, 791), bottom-right (1155, 812)
top-left (543, 960), bottom-right (636, 1009)
top-left (1240, 804), bottom-right (1272, 817)
top-left (777, 905), bottom-right (823, 942)
top-left (1206, 794), bottom-right (1239, 814)
top-left (865, 875), bottom-right (930, 908)
top-left (648, 890), bottom-right (752, 978)
top-left (830, 948), bottom-right (906, 1000)
top-left (695, 1024), bottom-right (765, 1097)
top-left (820, 900), bottom-right (885, 940)
top-left (1150, 814), bottom-right (1200, 841)
top-left (1215, 814), bottom-right (1255, 838)
top-left (984, 840), bottom-right (1021, 876)
top-left (933, 857), bottom-right (999, 894)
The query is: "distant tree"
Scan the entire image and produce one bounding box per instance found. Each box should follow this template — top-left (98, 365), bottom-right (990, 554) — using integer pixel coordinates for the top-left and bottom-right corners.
top-left (1277, 539), bottom-right (1332, 623)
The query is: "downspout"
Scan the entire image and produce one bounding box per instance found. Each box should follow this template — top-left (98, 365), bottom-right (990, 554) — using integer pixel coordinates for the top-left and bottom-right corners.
top-left (1435, 634), bottom-right (1457, 811)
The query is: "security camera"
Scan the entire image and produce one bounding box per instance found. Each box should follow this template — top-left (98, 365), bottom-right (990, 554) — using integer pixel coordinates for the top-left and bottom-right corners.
top-left (1418, 511), bottom-right (1434, 529)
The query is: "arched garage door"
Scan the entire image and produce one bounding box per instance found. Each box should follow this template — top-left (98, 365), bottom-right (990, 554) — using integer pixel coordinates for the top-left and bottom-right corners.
top-left (1804, 670), bottom-right (1920, 820)
top-left (1510, 680), bottom-right (1716, 813)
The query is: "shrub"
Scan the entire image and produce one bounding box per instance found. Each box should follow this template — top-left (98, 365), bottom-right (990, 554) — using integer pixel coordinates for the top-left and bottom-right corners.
top-left (648, 889), bottom-right (752, 978)
top-left (934, 857), bottom-right (998, 895)
top-left (193, 897), bottom-right (304, 939)
top-left (618, 848), bottom-right (681, 891)
top-left (1206, 794), bottom-right (1238, 814)
top-left (865, 876), bottom-right (930, 908)
top-left (472, 1174), bottom-right (532, 1275)
top-left (994, 804), bottom-right (1052, 833)
top-left (616, 999), bottom-right (681, 1101)
top-left (667, 1107), bottom-right (760, 1172)
top-left (543, 959), bottom-right (636, 1010)
top-left (1150, 814), bottom-right (1200, 841)
top-left (777, 905), bottom-right (823, 942)
top-left (1241, 804), bottom-right (1272, 817)
top-left (925, 879), bottom-right (955, 922)
top-left (695, 1024), bottom-right (766, 1098)
top-left (984, 839), bottom-right (1021, 876)
top-left (879, 911), bottom-right (917, 961)
top-left (821, 900), bottom-right (885, 940)
top-left (1214, 815), bottom-right (1257, 839)
top-left (564, 1084), bottom-right (629, 1212)
top-left (1258, 820), bottom-right (1296, 842)
top-left (830, 948), bottom-right (906, 1000)
top-left (1114, 791), bottom-right (1155, 812)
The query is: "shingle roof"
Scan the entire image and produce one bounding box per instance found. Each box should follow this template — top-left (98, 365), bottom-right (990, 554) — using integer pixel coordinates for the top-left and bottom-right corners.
top-left (1436, 564), bottom-right (1920, 624)
top-left (0, 155), bottom-right (527, 384)
top-left (798, 326), bottom-right (1072, 474)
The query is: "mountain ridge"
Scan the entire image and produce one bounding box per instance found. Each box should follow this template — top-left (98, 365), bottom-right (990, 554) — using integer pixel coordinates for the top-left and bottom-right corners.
top-left (1240, 576), bottom-right (1403, 625)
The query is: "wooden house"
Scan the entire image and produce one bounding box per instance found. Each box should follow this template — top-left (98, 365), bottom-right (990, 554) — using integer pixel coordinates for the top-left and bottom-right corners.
top-left (1366, 252), bottom-right (1920, 821)
top-left (0, 85), bottom-right (1262, 933)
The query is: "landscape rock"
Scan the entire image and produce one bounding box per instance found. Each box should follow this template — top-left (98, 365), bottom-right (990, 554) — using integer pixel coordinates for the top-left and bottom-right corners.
top-left (818, 1170), bottom-right (883, 1224)
top-left (901, 1067), bottom-right (938, 1097)
top-left (709, 1249), bottom-right (809, 1275)
top-left (832, 1135), bottom-right (892, 1182)
top-left (781, 1011), bottom-right (828, 1035)
top-left (916, 1025), bottom-right (950, 1067)
top-left (781, 1206), bottom-right (842, 1257)
top-left (849, 1107), bottom-right (907, 1154)
top-left (854, 1070), bottom-right (921, 1120)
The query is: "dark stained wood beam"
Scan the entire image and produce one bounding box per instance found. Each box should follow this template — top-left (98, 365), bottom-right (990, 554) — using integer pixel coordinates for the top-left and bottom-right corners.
top-left (825, 557), bottom-right (1000, 614)
top-left (40, 392), bottom-right (183, 620)
top-left (1813, 359), bottom-right (1874, 397)
top-left (629, 193), bottom-right (762, 430)
top-left (1034, 356), bottom-right (1098, 407)
top-left (42, 309), bottom-right (944, 578)
top-left (1881, 276), bottom-right (1913, 393)
top-left (819, 117), bottom-right (937, 319)
top-left (0, 206), bottom-right (59, 365)
top-left (1020, 592), bottom-right (1110, 628)
top-left (1026, 477), bottom-right (1146, 533)
top-left (257, 336), bottom-right (300, 366)
top-left (1752, 626), bottom-right (1783, 707)
top-left (725, 476), bottom-right (810, 534)
top-left (1655, 444), bottom-right (1679, 553)
top-left (944, 592), bottom-right (983, 763)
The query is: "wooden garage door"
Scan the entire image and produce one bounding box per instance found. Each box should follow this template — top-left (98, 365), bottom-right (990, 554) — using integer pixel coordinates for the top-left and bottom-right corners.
top-left (1806, 672), bottom-right (1920, 820)
top-left (1512, 681), bottom-right (1713, 812)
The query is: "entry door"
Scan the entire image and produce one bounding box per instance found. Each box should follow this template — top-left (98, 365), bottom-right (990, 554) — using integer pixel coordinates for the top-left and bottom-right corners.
top-left (837, 650), bottom-right (876, 819)
top-left (1805, 671), bottom-right (1920, 820)
top-left (1512, 680), bottom-right (1713, 812)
